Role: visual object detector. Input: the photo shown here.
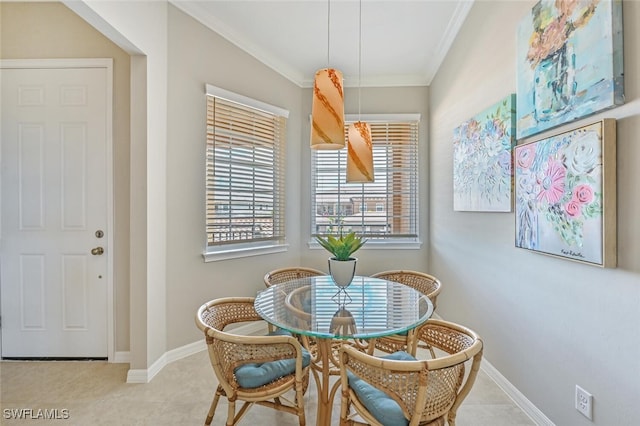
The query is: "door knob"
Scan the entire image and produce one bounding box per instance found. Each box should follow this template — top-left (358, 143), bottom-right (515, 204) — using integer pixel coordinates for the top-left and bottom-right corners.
top-left (91, 247), bottom-right (104, 256)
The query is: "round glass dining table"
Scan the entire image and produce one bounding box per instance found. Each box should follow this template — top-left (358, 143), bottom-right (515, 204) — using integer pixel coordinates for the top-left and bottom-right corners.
top-left (254, 275), bottom-right (433, 426)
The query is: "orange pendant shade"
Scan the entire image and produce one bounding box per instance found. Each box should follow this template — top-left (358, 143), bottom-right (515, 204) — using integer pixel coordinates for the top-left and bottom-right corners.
top-left (311, 68), bottom-right (345, 150)
top-left (347, 121), bottom-right (374, 182)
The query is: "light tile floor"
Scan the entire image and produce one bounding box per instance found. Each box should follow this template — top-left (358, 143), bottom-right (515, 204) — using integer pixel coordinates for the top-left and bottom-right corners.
top-left (0, 350), bottom-right (535, 425)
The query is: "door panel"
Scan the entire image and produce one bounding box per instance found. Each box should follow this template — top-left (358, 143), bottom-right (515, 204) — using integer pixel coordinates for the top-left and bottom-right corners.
top-left (1, 66), bottom-right (108, 358)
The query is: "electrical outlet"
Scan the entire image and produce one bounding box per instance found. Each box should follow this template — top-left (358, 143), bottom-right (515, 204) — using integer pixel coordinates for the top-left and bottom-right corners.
top-left (576, 385), bottom-right (593, 420)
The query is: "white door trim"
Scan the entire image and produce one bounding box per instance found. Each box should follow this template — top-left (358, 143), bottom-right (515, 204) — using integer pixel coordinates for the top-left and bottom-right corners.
top-left (0, 58), bottom-right (115, 361)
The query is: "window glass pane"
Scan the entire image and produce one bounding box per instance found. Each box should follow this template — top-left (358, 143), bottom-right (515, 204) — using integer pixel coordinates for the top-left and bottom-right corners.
top-left (206, 94), bottom-right (286, 247)
top-left (311, 118), bottom-right (419, 241)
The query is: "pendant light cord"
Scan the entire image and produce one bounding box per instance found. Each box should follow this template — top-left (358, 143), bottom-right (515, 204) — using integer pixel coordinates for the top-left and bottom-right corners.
top-left (327, 0), bottom-right (331, 67)
top-left (358, 0), bottom-right (362, 120)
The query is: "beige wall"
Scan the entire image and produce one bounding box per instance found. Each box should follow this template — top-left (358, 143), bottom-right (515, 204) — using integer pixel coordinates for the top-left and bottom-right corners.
top-left (429, 1), bottom-right (640, 424)
top-left (165, 5), bottom-right (305, 349)
top-left (165, 7), bottom-right (433, 349)
top-left (0, 2), bottom-right (131, 354)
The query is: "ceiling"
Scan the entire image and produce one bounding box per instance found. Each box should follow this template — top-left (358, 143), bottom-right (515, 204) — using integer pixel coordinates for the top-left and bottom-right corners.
top-left (170, 0), bottom-right (474, 88)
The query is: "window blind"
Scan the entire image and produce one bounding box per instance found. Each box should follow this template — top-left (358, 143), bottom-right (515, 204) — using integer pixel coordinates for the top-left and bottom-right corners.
top-left (311, 116), bottom-right (419, 240)
top-left (206, 93), bottom-right (287, 247)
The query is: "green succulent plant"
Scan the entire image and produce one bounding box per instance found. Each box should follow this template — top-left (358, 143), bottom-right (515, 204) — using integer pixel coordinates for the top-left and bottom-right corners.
top-left (315, 231), bottom-right (366, 261)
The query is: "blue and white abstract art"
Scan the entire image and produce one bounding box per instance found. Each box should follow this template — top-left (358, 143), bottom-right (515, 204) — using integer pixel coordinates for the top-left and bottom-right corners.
top-left (516, 0), bottom-right (624, 139)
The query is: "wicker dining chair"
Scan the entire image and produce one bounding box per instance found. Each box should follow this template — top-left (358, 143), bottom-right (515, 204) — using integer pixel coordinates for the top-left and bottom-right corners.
top-left (195, 297), bottom-right (310, 426)
top-left (263, 267), bottom-right (325, 333)
top-left (368, 270), bottom-right (442, 356)
top-left (263, 266), bottom-right (326, 287)
top-left (339, 319), bottom-right (483, 426)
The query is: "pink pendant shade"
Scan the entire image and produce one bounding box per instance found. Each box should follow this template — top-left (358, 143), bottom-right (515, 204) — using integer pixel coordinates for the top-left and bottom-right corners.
top-left (347, 121), bottom-right (374, 182)
top-left (310, 68), bottom-right (345, 150)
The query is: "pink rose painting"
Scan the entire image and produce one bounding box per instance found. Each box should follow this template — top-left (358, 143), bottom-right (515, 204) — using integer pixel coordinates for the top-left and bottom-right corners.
top-left (574, 184), bottom-right (594, 204)
top-left (514, 120), bottom-right (615, 266)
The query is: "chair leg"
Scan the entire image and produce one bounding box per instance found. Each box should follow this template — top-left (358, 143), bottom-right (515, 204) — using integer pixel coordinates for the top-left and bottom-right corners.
top-left (340, 388), bottom-right (350, 425)
top-left (296, 381), bottom-right (306, 426)
top-left (226, 399), bottom-right (236, 426)
top-left (365, 338), bottom-right (377, 355)
top-left (205, 387), bottom-right (222, 425)
top-left (407, 329), bottom-right (418, 357)
top-left (429, 345), bottom-right (436, 359)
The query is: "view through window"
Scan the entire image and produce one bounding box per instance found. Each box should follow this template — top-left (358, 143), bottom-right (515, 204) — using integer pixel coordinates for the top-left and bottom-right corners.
top-left (205, 85), bottom-right (287, 251)
top-left (311, 115), bottom-right (420, 243)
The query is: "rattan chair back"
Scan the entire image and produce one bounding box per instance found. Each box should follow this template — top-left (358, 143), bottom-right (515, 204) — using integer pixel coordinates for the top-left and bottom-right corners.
top-left (339, 319), bottom-right (483, 426)
top-left (370, 270), bottom-right (441, 309)
top-left (368, 270), bottom-right (442, 355)
top-left (263, 267), bottom-right (325, 287)
top-left (195, 297), bottom-right (309, 425)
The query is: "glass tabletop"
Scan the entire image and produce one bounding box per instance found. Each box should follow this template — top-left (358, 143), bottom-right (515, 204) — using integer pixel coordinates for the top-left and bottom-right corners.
top-left (254, 275), bottom-right (433, 340)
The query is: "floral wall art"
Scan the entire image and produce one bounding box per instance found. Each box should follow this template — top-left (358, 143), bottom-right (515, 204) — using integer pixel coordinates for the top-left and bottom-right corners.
top-left (516, 0), bottom-right (624, 139)
top-left (514, 119), bottom-right (616, 267)
top-left (453, 94), bottom-right (515, 212)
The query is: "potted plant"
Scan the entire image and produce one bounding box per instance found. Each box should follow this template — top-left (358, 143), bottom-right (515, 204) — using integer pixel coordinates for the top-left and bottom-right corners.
top-left (315, 231), bottom-right (366, 287)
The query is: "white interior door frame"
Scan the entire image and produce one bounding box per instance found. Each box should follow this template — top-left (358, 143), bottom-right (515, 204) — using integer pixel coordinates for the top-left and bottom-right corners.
top-left (0, 58), bottom-right (115, 361)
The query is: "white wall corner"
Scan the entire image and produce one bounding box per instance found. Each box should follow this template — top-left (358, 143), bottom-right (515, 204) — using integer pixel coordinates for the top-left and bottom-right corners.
top-left (126, 353), bottom-right (166, 384)
top-left (113, 351), bottom-right (131, 364)
top-left (125, 368), bottom-right (152, 384)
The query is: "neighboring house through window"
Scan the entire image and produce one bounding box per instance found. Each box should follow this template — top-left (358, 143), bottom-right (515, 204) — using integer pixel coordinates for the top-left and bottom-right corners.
top-left (311, 114), bottom-right (420, 247)
top-left (203, 85), bottom-right (288, 261)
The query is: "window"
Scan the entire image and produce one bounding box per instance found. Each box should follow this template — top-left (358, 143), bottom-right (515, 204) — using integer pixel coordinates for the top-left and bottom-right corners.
top-left (311, 114), bottom-right (420, 246)
top-left (204, 85), bottom-right (288, 260)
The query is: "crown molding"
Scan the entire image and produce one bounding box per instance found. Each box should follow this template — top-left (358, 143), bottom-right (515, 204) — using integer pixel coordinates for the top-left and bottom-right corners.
top-left (170, 0), bottom-right (475, 88)
top-left (424, 0), bottom-right (474, 85)
top-left (170, 1), bottom-right (306, 86)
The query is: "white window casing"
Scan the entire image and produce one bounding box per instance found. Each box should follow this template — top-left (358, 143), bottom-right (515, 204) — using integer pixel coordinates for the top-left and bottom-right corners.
top-left (311, 114), bottom-right (421, 249)
top-left (203, 85), bottom-right (289, 261)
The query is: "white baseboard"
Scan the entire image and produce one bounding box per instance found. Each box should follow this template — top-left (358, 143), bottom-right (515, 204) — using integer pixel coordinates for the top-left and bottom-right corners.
top-left (112, 351), bottom-right (130, 363)
top-left (432, 313), bottom-right (552, 425)
top-left (125, 320), bottom-right (266, 383)
top-left (481, 358), bottom-right (554, 426)
top-left (126, 353), bottom-right (164, 383)
top-left (165, 340), bottom-right (206, 364)
top-left (126, 367), bottom-right (153, 383)
top-left (123, 316), bottom-right (551, 425)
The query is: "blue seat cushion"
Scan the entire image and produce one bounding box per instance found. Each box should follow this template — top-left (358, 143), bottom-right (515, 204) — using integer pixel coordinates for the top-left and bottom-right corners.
top-left (347, 351), bottom-right (416, 426)
top-left (234, 330), bottom-right (311, 388)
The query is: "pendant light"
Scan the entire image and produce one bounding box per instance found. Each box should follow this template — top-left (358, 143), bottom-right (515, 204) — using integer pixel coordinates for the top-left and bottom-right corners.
top-left (311, 0), bottom-right (345, 150)
top-left (347, 0), bottom-right (374, 182)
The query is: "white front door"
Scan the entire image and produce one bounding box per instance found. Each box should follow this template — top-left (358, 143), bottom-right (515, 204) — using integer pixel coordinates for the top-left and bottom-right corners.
top-left (1, 62), bottom-right (111, 358)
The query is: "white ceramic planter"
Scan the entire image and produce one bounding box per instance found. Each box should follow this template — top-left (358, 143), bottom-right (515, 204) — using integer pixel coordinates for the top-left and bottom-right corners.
top-left (328, 257), bottom-right (357, 287)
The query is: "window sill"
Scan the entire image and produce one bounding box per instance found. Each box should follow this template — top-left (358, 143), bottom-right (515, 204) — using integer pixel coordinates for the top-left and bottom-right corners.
top-left (203, 243), bottom-right (289, 262)
top-left (308, 239), bottom-right (422, 251)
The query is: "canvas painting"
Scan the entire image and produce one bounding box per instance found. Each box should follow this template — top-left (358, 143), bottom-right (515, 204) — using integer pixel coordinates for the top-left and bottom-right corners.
top-left (453, 94), bottom-right (516, 212)
top-left (514, 119), bottom-right (616, 267)
top-left (516, 0), bottom-right (624, 139)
